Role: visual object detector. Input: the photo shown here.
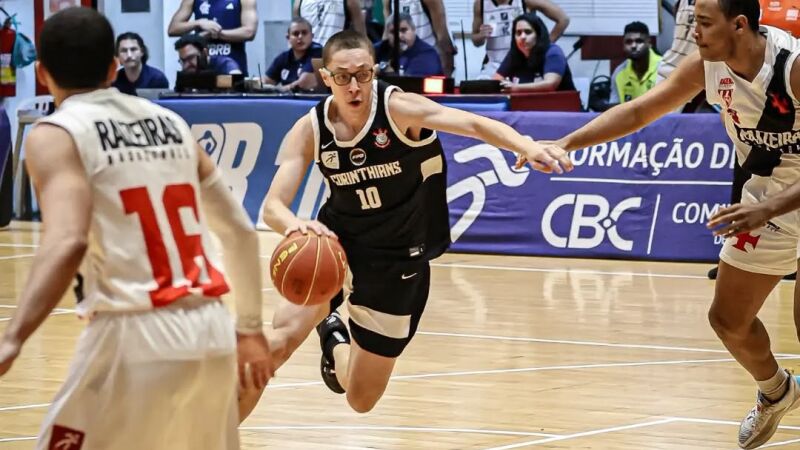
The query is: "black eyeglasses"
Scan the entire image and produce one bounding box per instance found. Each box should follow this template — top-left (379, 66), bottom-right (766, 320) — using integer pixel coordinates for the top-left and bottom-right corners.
top-left (322, 67), bottom-right (374, 86)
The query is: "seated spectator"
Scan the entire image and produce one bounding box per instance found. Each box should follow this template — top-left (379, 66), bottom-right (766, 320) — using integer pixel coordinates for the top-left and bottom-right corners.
top-left (493, 13), bottom-right (574, 92)
top-left (112, 32), bottom-right (169, 96)
top-left (375, 13), bottom-right (443, 77)
top-left (265, 18), bottom-right (321, 92)
top-left (175, 34), bottom-right (241, 75)
top-left (610, 21), bottom-right (661, 104)
top-left (384, 0), bottom-right (455, 76)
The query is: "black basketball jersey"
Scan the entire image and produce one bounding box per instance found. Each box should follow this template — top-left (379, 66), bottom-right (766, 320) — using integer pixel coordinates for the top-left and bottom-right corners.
top-left (310, 80), bottom-right (450, 262)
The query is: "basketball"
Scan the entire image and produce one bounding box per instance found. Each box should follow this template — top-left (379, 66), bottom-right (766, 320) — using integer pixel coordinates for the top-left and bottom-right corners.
top-left (269, 231), bottom-right (348, 306)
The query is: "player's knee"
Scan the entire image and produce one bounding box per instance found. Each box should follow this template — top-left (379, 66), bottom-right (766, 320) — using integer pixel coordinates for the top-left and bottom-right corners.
top-left (346, 391), bottom-right (380, 413)
top-left (708, 306), bottom-right (749, 341)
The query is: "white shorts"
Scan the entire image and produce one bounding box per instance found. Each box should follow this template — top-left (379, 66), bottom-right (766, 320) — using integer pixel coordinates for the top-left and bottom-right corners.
top-left (720, 178), bottom-right (800, 276)
top-left (37, 298), bottom-right (239, 450)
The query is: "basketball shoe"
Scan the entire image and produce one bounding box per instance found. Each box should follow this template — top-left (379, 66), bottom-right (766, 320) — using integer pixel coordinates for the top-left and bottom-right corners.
top-left (316, 311), bottom-right (349, 394)
top-left (738, 370), bottom-right (800, 449)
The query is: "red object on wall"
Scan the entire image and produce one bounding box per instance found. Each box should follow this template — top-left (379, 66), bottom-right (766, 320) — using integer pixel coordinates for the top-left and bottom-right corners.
top-left (0, 25), bottom-right (16, 97)
top-left (34, 0), bottom-right (94, 95)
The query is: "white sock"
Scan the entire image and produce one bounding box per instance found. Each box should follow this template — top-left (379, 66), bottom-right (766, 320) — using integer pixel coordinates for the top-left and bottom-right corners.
top-left (757, 368), bottom-right (789, 402)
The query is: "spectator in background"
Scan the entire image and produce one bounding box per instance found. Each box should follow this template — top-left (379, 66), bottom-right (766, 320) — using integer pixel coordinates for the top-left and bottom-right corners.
top-left (295, 0), bottom-right (366, 47)
top-left (168, 0), bottom-right (257, 76)
top-left (493, 13), bottom-right (574, 92)
top-left (384, 0), bottom-right (456, 76)
top-left (472, 0), bottom-right (570, 77)
top-left (609, 21), bottom-right (661, 104)
top-left (175, 34), bottom-right (241, 75)
top-left (265, 18), bottom-right (322, 92)
top-left (375, 13), bottom-right (443, 77)
top-left (112, 32), bottom-right (169, 96)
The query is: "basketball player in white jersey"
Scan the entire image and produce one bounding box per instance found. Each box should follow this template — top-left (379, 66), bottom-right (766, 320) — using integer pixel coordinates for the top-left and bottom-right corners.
top-left (472, 0), bottom-right (570, 77)
top-left (0, 8), bottom-right (272, 449)
top-left (237, 30), bottom-right (571, 419)
top-left (658, 0), bottom-right (699, 82)
top-left (384, 0), bottom-right (456, 75)
top-left (295, 0), bottom-right (366, 47)
top-left (538, 0), bottom-right (800, 448)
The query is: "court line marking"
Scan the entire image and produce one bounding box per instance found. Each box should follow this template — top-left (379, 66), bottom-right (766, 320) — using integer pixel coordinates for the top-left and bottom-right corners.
top-left (762, 437), bottom-right (800, 448)
top-left (0, 311), bottom-right (73, 323)
top-left (239, 425), bottom-right (558, 438)
top-left (667, 416), bottom-right (800, 431)
top-left (0, 254), bottom-right (34, 261)
top-left (0, 403), bottom-right (50, 413)
top-left (481, 418), bottom-right (679, 449)
top-left (0, 244), bottom-right (38, 248)
top-left (0, 436), bottom-right (36, 443)
top-left (415, 330), bottom-right (800, 358)
top-left (429, 261), bottom-right (711, 280)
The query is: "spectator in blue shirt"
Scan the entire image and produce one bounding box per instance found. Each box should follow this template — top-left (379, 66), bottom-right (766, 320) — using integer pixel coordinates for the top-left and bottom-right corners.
top-left (375, 13), bottom-right (443, 77)
top-left (265, 17), bottom-right (322, 92)
top-left (493, 12), bottom-right (575, 92)
top-left (112, 32), bottom-right (169, 96)
top-left (175, 34), bottom-right (241, 75)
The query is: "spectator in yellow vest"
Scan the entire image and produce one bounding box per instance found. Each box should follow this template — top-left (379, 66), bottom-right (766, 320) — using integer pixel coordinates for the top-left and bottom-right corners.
top-left (610, 21), bottom-right (662, 104)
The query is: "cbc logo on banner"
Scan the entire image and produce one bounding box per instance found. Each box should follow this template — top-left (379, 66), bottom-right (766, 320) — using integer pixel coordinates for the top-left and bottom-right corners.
top-left (446, 144), bottom-right (530, 242)
top-left (191, 122), bottom-right (263, 205)
top-left (542, 194), bottom-right (643, 251)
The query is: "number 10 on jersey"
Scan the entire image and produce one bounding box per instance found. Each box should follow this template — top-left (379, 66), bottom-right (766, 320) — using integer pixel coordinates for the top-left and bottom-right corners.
top-left (356, 187), bottom-right (382, 210)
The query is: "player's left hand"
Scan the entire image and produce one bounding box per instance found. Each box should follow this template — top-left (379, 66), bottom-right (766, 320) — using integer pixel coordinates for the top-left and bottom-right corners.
top-left (707, 203), bottom-right (771, 237)
top-left (515, 140), bottom-right (573, 174)
top-left (236, 332), bottom-right (275, 391)
top-left (0, 338), bottom-right (21, 377)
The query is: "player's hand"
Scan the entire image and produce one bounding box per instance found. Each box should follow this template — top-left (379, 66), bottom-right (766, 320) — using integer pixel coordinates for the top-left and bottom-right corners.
top-left (515, 140), bottom-right (573, 174)
top-left (706, 203), bottom-right (771, 238)
top-left (0, 338), bottom-right (21, 377)
top-left (479, 24), bottom-right (493, 39)
top-left (196, 19), bottom-right (222, 36)
top-left (236, 332), bottom-right (275, 391)
top-left (284, 220), bottom-right (338, 239)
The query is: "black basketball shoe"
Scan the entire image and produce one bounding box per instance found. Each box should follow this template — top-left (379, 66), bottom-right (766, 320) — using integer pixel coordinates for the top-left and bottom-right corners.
top-left (316, 311), bottom-right (350, 394)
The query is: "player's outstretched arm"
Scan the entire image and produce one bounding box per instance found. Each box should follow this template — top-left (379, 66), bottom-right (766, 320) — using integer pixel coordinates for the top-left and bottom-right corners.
top-left (558, 51), bottom-right (706, 152)
top-left (197, 145), bottom-right (274, 390)
top-left (262, 115), bottom-right (335, 237)
top-left (707, 53), bottom-right (800, 236)
top-left (0, 125), bottom-right (91, 377)
top-left (388, 90), bottom-right (573, 173)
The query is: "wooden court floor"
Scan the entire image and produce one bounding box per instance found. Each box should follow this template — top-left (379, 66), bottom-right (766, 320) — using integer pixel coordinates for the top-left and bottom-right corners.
top-left (3, 221), bottom-right (800, 449)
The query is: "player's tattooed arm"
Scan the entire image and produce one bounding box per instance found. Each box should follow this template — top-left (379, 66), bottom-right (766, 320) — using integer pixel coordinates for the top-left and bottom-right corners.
top-left (0, 125), bottom-right (91, 377)
top-left (388, 90), bottom-right (573, 173)
top-left (558, 51), bottom-right (705, 152)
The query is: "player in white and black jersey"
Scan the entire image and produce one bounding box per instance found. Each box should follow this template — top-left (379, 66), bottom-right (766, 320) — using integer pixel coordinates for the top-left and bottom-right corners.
top-left (0, 8), bottom-right (272, 448)
top-left (295, 0), bottom-right (366, 47)
top-left (236, 30), bottom-right (572, 418)
top-left (543, 1), bottom-right (800, 448)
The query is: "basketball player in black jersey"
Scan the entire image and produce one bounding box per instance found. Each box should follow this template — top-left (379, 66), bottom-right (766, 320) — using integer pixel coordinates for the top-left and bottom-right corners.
top-left (237, 30), bottom-right (571, 417)
top-left (535, 1), bottom-right (800, 448)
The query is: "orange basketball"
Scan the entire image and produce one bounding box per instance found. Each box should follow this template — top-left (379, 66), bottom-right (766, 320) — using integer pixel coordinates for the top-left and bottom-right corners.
top-left (269, 231), bottom-right (348, 306)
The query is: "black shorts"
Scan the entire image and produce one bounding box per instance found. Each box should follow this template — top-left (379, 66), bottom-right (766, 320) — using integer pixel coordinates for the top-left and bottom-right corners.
top-left (331, 259), bottom-right (431, 358)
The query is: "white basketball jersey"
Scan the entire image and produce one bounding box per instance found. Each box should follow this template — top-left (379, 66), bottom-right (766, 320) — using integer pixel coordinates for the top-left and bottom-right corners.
top-left (299, 0), bottom-right (347, 47)
top-left (37, 89), bottom-right (229, 316)
top-left (658, 0), bottom-right (698, 80)
top-left (705, 26), bottom-right (800, 190)
top-left (391, 0), bottom-right (436, 46)
top-left (483, 0), bottom-right (524, 66)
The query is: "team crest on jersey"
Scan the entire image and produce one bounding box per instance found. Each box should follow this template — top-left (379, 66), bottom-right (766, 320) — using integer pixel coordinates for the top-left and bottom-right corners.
top-left (350, 148), bottom-right (367, 166)
top-left (48, 425), bottom-right (85, 450)
top-left (321, 151), bottom-right (340, 169)
top-left (718, 78), bottom-right (740, 124)
top-left (199, 0), bottom-right (211, 15)
top-left (373, 128), bottom-right (390, 148)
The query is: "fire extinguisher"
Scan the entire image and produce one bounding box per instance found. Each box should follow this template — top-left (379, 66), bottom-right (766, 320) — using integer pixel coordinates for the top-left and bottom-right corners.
top-left (0, 22), bottom-right (16, 97)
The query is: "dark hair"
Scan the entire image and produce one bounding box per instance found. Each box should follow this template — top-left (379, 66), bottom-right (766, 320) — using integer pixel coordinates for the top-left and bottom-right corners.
top-left (718, 0), bottom-right (760, 32)
top-left (175, 33), bottom-right (207, 52)
top-left (624, 21), bottom-right (650, 36)
top-left (506, 13), bottom-right (551, 78)
top-left (288, 17), bottom-right (312, 34)
top-left (386, 12), bottom-right (415, 30)
top-left (116, 31), bottom-right (148, 64)
top-left (39, 7), bottom-right (115, 89)
top-left (322, 30), bottom-right (375, 66)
